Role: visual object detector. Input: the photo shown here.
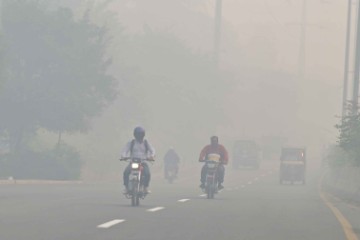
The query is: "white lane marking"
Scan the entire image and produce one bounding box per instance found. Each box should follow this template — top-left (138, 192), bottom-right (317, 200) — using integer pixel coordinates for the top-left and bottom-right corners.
top-left (97, 219), bottom-right (125, 229)
top-left (178, 199), bottom-right (190, 202)
top-left (254, 178), bottom-right (259, 181)
top-left (247, 181), bottom-right (252, 184)
top-left (199, 194), bottom-right (207, 197)
top-left (147, 207), bottom-right (165, 212)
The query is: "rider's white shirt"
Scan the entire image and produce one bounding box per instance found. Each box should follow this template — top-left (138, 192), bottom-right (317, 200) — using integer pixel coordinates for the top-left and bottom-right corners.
top-left (121, 140), bottom-right (155, 159)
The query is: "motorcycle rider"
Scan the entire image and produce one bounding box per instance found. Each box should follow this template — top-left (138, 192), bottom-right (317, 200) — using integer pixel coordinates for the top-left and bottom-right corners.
top-left (121, 126), bottom-right (155, 194)
top-left (163, 147), bottom-right (180, 179)
top-left (199, 136), bottom-right (229, 190)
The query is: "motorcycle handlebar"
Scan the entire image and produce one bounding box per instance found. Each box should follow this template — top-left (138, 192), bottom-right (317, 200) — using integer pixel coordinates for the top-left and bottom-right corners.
top-left (200, 159), bottom-right (224, 164)
top-left (119, 158), bottom-right (155, 162)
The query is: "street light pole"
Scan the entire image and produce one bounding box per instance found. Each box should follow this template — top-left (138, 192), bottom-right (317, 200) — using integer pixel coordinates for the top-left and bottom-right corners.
top-left (298, 0), bottom-right (307, 79)
top-left (214, 0), bottom-right (222, 67)
top-left (0, 0), bottom-right (2, 33)
top-left (352, 0), bottom-right (360, 113)
top-left (342, 0), bottom-right (352, 118)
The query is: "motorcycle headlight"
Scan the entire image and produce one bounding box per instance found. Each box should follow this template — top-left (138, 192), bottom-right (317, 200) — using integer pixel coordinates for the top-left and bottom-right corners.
top-left (207, 163), bottom-right (216, 168)
top-left (131, 163), bottom-right (140, 169)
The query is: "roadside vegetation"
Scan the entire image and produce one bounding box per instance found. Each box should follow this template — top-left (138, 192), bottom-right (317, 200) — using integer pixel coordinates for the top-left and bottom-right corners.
top-left (322, 102), bottom-right (360, 194)
top-left (0, 0), bottom-right (115, 179)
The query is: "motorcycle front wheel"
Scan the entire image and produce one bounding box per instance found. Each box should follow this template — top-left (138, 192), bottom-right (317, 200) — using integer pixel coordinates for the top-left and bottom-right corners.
top-left (131, 180), bottom-right (139, 206)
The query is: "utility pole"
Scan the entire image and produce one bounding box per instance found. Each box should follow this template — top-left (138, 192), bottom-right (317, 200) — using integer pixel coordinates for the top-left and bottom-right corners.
top-left (342, 0), bottom-right (352, 118)
top-left (0, 0), bottom-right (2, 33)
top-left (214, 0), bottom-right (222, 67)
top-left (298, 0), bottom-right (307, 79)
top-left (352, 0), bottom-right (360, 114)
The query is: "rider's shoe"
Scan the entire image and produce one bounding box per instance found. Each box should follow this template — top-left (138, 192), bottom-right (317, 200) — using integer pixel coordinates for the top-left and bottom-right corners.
top-left (199, 183), bottom-right (205, 189)
top-left (218, 184), bottom-right (224, 190)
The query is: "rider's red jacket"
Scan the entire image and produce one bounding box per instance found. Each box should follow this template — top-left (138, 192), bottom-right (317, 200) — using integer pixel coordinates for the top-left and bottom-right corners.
top-left (199, 144), bottom-right (229, 165)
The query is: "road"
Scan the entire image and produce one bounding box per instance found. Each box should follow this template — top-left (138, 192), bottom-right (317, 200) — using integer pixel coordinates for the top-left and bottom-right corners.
top-left (0, 161), bottom-right (358, 240)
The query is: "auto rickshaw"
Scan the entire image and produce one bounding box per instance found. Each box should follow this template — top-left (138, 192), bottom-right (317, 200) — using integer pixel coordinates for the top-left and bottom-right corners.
top-left (279, 147), bottom-right (306, 184)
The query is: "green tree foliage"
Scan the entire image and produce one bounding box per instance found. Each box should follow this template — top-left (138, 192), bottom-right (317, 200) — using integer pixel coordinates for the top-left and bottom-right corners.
top-left (336, 103), bottom-right (360, 166)
top-left (0, 0), bottom-right (116, 152)
top-left (0, 1), bottom-right (116, 179)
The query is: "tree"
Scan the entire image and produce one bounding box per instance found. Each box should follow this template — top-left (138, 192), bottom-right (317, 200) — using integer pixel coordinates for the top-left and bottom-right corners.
top-left (336, 102), bottom-right (360, 166)
top-left (0, 0), bottom-right (116, 152)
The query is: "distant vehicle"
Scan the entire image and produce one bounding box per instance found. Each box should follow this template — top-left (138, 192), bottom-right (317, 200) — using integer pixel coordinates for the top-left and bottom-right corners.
top-left (165, 165), bottom-right (177, 184)
top-left (232, 140), bottom-right (260, 169)
top-left (279, 147), bottom-right (306, 184)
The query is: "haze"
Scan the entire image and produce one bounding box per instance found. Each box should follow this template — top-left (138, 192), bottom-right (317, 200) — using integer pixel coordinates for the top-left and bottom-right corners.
top-left (1, 1), bottom-right (358, 240)
top-left (60, 0), bottom-right (344, 176)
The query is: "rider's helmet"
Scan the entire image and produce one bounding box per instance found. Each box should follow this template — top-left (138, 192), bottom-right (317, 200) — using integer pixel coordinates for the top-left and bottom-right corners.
top-left (134, 126), bottom-right (145, 141)
top-left (210, 136), bottom-right (219, 146)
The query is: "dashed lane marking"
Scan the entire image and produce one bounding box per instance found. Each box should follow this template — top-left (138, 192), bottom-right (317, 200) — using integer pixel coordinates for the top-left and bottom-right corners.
top-left (97, 219), bottom-right (125, 229)
top-left (178, 199), bottom-right (190, 202)
top-left (247, 181), bottom-right (252, 185)
top-left (199, 194), bottom-right (207, 197)
top-left (147, 207), bottom-right (165, 212)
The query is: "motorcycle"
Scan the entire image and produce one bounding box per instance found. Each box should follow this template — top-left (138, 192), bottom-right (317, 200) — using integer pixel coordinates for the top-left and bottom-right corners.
top-left (202, 154), bottom-right (221, 199)
top-left (164, 164), bottom-right (178, 184)
top-left (120, 157), bottom-right (154, 206)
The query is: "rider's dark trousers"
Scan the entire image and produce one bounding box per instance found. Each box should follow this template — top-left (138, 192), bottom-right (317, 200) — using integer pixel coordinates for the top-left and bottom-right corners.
top-left (123, 162), bottom-right (151, 188)
top-left (200, 164), bottom-right (225, 184)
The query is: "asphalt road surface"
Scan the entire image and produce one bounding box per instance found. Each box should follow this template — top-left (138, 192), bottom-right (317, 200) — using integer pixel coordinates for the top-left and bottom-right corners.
top-left (0, 161), bottom-right (359, 240)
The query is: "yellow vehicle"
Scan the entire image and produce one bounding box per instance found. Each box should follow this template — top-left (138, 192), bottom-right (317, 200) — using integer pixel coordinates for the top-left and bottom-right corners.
top-left (279, 147), bottom-right (306, 184)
